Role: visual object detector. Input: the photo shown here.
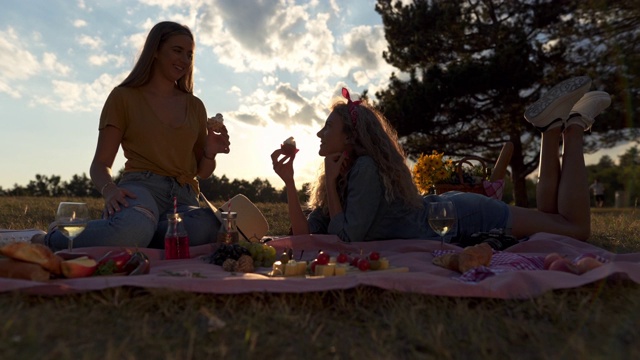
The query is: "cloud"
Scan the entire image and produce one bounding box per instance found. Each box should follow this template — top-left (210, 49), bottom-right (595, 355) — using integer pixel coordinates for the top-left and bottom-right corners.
top-left (0, 27), bottom-right (40, 81)
top-left (77, 34), bottom-right (104, 49)
top-left (73, 19), bottom-right (87, 27)
top-left (88, 53), bottom-right (127, 67)
top-left (35, 72), bottom-right (126, 112)
top-left (198, 0), bottom-right (334, 75)
top-left (42, 53), bottom-right (72, 76)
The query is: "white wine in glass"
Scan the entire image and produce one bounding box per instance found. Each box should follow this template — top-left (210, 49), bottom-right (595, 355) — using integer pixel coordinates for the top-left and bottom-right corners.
top-left (56, 202), bottom-right (90, 252)
top-left (428, 201), bottom-right (456, 248)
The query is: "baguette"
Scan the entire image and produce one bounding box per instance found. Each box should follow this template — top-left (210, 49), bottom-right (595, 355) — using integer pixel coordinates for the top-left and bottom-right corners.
top-left (0, 258), bottom-right (51, 281)
top-left (0, 242), bottom-right (62, 275)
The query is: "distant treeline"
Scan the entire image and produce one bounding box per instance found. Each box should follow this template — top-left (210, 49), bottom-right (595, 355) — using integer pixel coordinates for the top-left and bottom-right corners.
top-left (2, 145), bottom-right (638, 208)
top-left (0, 172), bottom-right (310, 204)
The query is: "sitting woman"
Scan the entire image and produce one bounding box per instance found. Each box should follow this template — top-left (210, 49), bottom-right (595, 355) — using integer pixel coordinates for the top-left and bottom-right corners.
top-left (37, 21), bottom-right (229, 251)
top-left (271, 77), bottom-right (611, 243)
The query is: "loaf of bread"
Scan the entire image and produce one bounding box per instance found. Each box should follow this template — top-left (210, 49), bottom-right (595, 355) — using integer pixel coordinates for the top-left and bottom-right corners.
top-left (0, 242), bottom-right (62, 275)
top-left (0, 258), bottom-right (51, 281)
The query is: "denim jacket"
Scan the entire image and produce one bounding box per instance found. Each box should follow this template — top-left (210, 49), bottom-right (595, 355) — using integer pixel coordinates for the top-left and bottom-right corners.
top-left (307, 156), bottom-right (429, 242)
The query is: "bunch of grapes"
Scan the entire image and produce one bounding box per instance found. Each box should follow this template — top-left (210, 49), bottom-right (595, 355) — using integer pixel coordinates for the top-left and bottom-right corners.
top-left (238, 240), bottom-right (277, 267)
top-left (205, 244), bottom-right (251, 266)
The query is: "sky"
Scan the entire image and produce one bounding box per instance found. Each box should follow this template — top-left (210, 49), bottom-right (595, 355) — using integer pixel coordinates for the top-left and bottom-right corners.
top-left (0, 0), bottom-right (633, 191)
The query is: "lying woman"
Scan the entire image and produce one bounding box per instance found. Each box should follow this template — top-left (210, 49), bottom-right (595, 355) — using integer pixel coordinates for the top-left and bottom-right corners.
top-left (271, 77), bottom-right (611, 243)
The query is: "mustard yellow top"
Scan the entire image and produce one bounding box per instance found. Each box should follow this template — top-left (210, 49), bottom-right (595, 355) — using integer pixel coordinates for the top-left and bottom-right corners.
top-left (98, 87), bottom-right (207, 192)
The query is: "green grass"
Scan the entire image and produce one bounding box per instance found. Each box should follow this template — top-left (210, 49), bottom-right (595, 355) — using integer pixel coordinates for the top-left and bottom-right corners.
top-left (1, 197), bottom-right (639, 359)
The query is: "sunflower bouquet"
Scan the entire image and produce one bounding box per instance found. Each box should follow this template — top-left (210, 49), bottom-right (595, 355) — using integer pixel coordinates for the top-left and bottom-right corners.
top-left (412, 151), bottom-right (489, 195)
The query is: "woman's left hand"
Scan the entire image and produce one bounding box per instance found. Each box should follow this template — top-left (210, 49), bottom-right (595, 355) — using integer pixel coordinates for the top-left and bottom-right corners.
top-left (324, 151), bottom-right (347, 182)
top-left (204, 126), bottom-right (230, 156)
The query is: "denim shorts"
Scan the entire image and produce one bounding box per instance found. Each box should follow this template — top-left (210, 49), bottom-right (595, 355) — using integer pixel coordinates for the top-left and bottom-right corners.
top-left (423, 191), bottom-right (512, 242)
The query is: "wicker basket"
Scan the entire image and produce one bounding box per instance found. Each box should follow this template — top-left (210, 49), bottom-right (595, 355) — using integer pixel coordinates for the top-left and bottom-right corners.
top-left (432, 156), bottom-right (489, 196)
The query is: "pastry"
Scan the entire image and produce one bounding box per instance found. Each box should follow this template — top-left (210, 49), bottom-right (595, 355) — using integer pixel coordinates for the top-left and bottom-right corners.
top-left (432, 253), bottom-right (460, 271)
top-left (432, 243), bottom-right (492, 273)
top-left (458, 243), bottom-right (493, 272)
top-left (280, 136), bottom-right (297, 156)
top-left (207, 113), bottom-right (225, 132)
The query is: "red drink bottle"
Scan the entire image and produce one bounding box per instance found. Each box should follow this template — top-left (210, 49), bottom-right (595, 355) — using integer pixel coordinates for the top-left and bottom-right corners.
top-left (165, 213), bottom-right (190, 259)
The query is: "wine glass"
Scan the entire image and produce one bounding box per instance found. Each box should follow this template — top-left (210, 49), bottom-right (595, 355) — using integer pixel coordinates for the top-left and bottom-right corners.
top-left (428, 201), bottom-right (456, 248)
top-left (56, 202), bottom-right (90, 252)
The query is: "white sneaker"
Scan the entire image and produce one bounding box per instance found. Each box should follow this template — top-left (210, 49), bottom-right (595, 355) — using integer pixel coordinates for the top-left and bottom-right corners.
top-left (524, 76), bottom-right (592, 132)
top-left (566, 91), bottom-right (611, 131)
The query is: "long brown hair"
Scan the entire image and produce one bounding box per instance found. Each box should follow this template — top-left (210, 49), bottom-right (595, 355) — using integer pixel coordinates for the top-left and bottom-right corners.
top-left (308, 96), bottom-right (422, 212)
top-left (119, 21), bottom-right (194, 93)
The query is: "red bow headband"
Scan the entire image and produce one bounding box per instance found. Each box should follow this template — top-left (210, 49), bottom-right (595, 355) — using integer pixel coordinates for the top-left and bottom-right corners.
top-left (342, 87), bottom-right (361, 127)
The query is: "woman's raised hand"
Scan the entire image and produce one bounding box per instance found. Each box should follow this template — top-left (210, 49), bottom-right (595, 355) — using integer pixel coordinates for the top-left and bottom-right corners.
top-left (205, 126), bottom-right (230, 155)
top-left (271, 149), bottom-right (295, 185)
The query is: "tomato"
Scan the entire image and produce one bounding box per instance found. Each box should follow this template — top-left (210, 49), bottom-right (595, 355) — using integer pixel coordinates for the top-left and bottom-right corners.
top-left (368, 251), bottom-right (380, 261)
top-left (336, 253), bottom-right (349, 264)
top-left (357, 258), bottom-right (370, 271)
top-left (316, 251), bottom-right (330, 265)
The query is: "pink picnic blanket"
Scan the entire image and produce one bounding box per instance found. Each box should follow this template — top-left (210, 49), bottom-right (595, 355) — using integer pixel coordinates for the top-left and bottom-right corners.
top-left (1, 233), bottom-right (639, 299)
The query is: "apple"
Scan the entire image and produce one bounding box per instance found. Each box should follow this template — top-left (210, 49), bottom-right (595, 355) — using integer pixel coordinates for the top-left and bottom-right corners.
top-left (336, 253), bottom-right (349, 264)
top-left (61, 256), bottom-right (98, 278)
top-left (575, 257), bottom-right (604, 274)
top-left (543, 253), bottom-right (563, 270)
top-left (316, 251), bottom-right (330, 265)
top-left (368, 251), bottom-right (380, 261)
top-left (357, 258), bottom-right (370, 271)
top-left (98, 250), bottom-right (133, 273)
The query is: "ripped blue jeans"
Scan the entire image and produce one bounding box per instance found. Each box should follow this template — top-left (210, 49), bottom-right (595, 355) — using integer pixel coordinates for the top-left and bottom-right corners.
top-left (45, 171), bottom-right (220, 251)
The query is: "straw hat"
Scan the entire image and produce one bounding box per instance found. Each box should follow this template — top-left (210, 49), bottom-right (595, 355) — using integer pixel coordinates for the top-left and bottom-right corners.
top-left (202, 194), bottom-right (269, 242)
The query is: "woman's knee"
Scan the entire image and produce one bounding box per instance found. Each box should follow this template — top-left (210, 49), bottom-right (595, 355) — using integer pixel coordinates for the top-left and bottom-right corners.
top-left (109, 205), bottom-right (158, 246)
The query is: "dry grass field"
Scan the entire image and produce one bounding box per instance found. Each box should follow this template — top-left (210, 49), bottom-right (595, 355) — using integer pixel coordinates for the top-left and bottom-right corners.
top-left (0, 197), bottom-right (639, 359)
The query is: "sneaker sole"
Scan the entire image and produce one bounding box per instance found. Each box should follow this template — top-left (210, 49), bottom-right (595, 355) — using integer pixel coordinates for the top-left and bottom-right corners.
top-left (524, 76), bottom-right (592, 129)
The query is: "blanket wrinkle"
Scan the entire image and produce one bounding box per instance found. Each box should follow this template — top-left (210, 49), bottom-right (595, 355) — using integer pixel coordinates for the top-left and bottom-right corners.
top-left (0, 232), bottom-right (638, 299)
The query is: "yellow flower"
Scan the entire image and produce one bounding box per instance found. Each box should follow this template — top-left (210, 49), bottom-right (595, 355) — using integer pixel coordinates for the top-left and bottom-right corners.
top-left (412, 151), bottom-right (488, 194)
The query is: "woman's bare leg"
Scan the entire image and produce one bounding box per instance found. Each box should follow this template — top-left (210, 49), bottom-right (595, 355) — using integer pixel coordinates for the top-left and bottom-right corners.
top-left (511, 77), bottom-right (609, 241)
top-left (557, 124), bottom-right (591, 236)
top-left (536, 127), bottom-right (562, 213)
top-left (511, 124), bottom-right (590, 240)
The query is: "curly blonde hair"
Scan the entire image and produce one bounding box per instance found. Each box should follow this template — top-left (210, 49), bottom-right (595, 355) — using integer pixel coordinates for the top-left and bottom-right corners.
top-left (308, 96), bottom-right (422, 212)
top-left (119, 21), bottom-right (194, 93)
